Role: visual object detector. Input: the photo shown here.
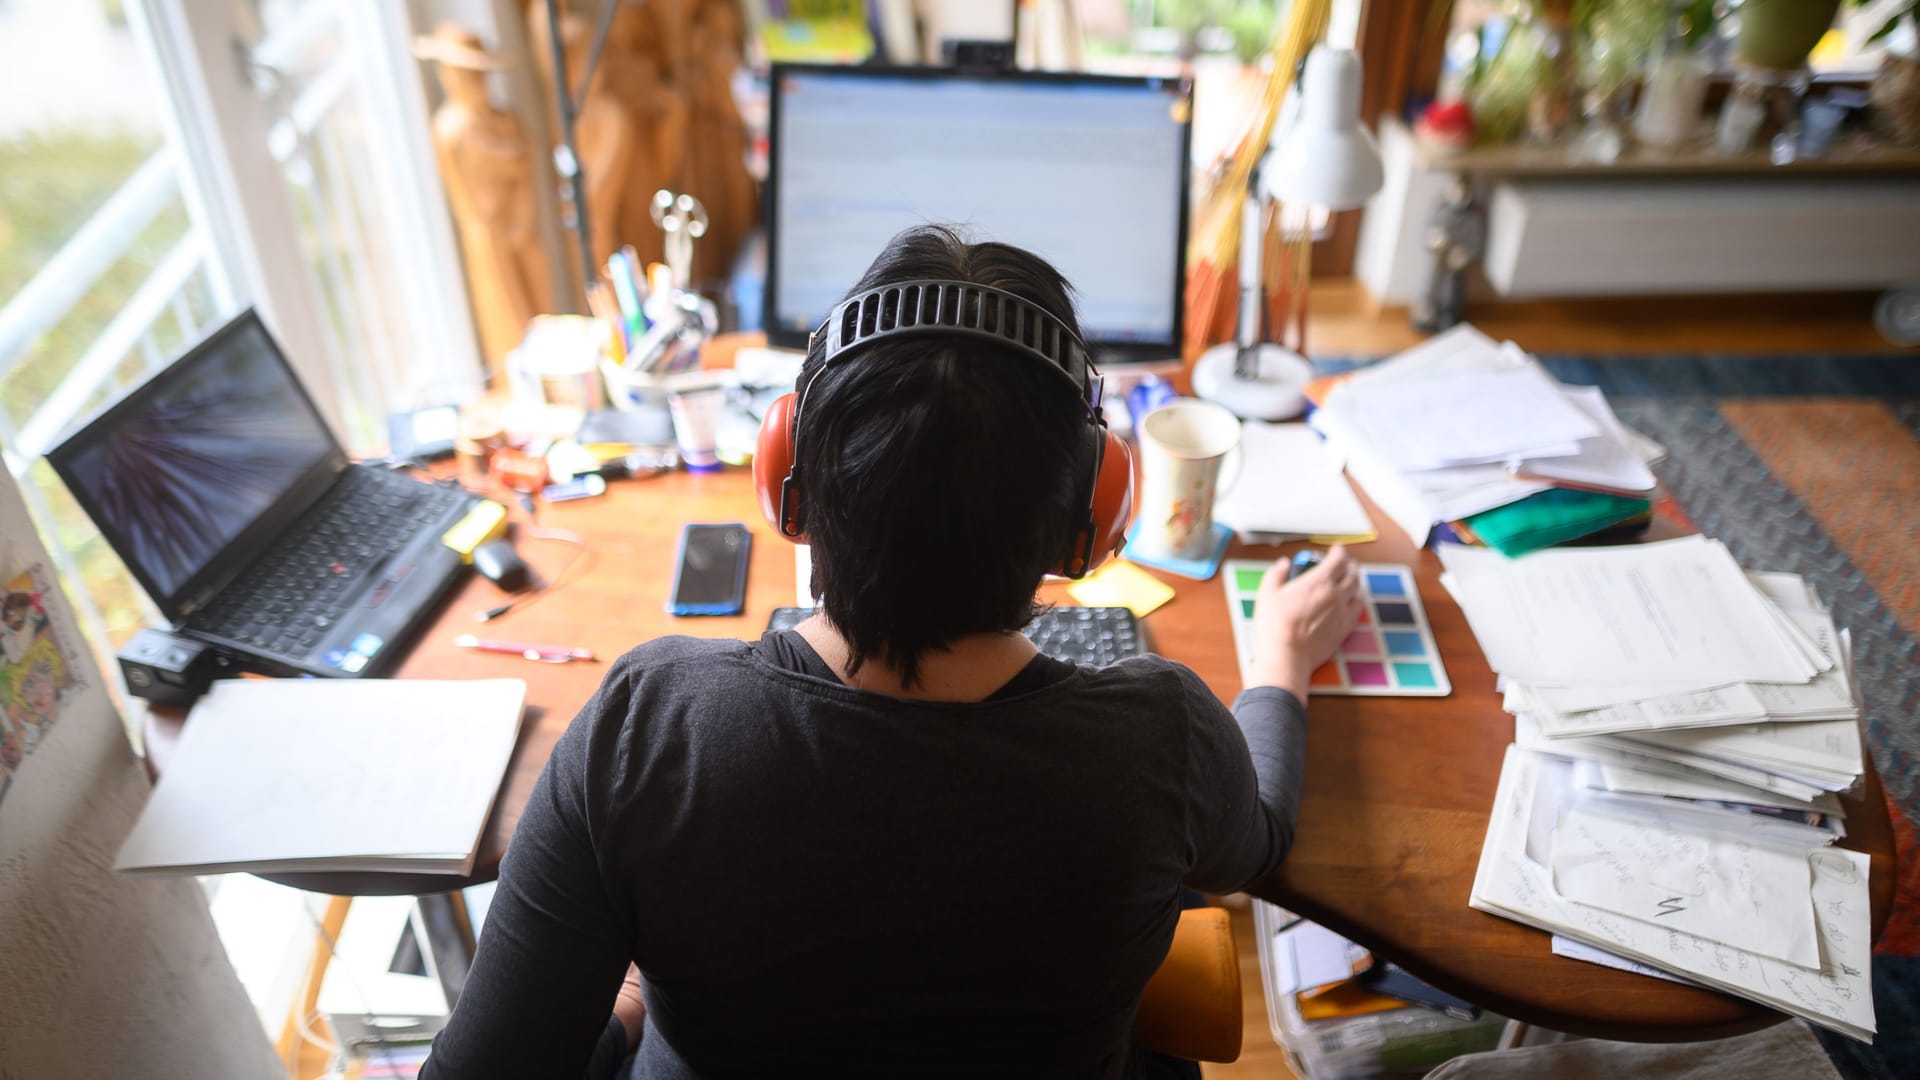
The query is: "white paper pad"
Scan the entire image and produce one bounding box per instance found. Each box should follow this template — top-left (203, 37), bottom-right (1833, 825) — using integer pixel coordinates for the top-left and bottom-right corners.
top-left (1213, 421), bottom-right (1373, 540)
top-left (117, 678), bottom-right (527, 875)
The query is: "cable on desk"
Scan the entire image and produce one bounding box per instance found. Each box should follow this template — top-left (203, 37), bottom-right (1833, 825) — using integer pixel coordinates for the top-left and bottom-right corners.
top-left (475, 527), bottom-right (597, 623)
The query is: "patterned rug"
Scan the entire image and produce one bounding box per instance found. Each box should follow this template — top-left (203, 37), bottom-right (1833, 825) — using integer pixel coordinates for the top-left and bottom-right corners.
top-left (1537, 354), bottom-right (1920, 1078)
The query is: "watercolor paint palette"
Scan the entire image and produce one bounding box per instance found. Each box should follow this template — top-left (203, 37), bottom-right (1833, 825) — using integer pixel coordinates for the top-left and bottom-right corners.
top-left (1223, 560), bottom-right (1452, 696)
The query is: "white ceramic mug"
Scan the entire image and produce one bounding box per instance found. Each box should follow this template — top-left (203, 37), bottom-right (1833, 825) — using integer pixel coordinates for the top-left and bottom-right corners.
top-left (1136, 399), bottom-right (1242, 562)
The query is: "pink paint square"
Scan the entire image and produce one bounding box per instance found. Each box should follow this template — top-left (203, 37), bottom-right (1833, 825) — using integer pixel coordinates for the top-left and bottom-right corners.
top-left (1345, 661), bottom-right (1389, 686)
top-left (1341, 630), bottom-right (1379, 657)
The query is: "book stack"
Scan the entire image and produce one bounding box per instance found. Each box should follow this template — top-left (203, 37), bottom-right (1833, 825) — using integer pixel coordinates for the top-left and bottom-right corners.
top-left (1308, 325), bottom-right (1662, 554)
top-left (1440, 537), bottom-right (1875, 1042)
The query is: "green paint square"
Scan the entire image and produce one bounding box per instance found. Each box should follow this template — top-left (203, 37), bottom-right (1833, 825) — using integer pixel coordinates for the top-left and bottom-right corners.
top-left (1393, 662), bottom-right (1437, 689)
top-left (1233, 567), bottom-right (1265, 594)
top-left (1240, 598), bottom-right (1256, 620)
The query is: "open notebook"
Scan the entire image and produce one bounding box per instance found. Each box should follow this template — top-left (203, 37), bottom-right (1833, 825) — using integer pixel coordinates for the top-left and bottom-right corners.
top-left (117, 678), bottom-right (526, 876)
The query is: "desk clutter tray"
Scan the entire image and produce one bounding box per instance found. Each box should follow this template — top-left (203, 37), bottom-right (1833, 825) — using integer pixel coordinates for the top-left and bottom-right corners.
top-left (1253, 900), bottom-right (1505, 1080)
top-left (1223, 562), bottom-right (1451, 696)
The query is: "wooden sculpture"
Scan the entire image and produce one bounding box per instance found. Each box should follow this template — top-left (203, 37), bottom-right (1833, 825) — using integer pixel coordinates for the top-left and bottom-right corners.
top-left (526, 0), bottom-right (757, 289)
top-left (679, 3), bottom-right (756, 284)
top-left (609, 4), bottom-right (691, 268)
top-left (415, 25), bottom-right (551, 368)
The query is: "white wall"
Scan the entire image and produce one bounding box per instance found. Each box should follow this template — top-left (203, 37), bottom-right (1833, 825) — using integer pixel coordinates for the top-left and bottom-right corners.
top-left (0, 471), bottom-right (279, 1079)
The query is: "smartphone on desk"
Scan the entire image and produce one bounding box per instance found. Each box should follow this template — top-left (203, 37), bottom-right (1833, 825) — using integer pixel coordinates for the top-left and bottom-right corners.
top-left (668, 523), bottom-right (751, 616)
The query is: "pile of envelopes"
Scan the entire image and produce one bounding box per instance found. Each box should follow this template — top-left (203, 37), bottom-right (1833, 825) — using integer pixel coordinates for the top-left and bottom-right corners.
top-left (1440, 537), bottom-right (1874, 1042)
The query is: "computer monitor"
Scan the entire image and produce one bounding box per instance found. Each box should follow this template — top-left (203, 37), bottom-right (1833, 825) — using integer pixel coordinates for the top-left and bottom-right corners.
top-left (764, 65), bottom-right (1192, 363)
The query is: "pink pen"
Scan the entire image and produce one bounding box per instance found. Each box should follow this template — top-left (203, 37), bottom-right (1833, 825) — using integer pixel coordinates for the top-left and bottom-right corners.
top-left (455, 634), bottom-right (596, 664)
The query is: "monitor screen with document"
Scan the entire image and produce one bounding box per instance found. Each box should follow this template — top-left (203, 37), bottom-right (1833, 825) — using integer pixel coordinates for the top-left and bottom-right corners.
top-left (764, 65), bottom-right (1192, 362)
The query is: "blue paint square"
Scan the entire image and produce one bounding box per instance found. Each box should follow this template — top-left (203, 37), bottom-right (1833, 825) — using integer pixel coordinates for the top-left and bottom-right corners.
top-left (1393, 662), bottom-right (1438, 688)
top-left (1384, 631), bottom-right (1425, 657)
top-left (1365, 571), bottom-right (1406, 597)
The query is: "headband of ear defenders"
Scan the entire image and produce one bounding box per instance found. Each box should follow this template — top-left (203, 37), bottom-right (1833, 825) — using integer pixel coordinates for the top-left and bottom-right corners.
top-left (809, 279), bottom-right (1100, 411)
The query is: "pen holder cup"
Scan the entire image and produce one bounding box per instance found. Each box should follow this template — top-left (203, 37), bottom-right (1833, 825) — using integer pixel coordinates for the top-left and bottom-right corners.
top-left (601, 359), bottom-right (671, 412)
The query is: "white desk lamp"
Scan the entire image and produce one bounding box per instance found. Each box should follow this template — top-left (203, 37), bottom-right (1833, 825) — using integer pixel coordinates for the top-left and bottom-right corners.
top-left (1192, 46), bottom-right (1384, 420)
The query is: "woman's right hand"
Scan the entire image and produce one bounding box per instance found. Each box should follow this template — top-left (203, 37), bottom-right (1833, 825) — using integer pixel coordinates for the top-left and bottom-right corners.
top-left (1246, 546), bottom-right (1364, 701)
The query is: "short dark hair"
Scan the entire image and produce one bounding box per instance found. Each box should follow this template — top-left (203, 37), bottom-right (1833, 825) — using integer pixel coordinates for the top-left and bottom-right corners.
top-left (2, 593), bottom-right (28, 618)
top-left (799, 225), bottom-right (1088, 687)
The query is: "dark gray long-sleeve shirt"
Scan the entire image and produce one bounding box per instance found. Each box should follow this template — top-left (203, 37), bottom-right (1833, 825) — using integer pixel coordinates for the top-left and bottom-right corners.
top-left (423, 631), bottom-right (1306, 1079)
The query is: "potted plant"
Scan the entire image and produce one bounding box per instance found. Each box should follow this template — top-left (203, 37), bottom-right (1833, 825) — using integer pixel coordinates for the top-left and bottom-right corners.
top-left (1857, 1), bottom-right (1920, 144)
top-left (1735, 0), bottom-right (1843, 70)
top-left (1633, 0), bottom-right (1721, 146)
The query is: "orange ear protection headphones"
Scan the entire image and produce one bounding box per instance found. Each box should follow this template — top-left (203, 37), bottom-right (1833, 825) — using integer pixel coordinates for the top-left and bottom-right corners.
top-left (753, 279), bottom-right (1133, 579)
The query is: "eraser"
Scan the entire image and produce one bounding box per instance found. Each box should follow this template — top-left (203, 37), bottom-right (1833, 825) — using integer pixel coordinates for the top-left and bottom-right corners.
top-left (442, 500), bottom-right (510, 562)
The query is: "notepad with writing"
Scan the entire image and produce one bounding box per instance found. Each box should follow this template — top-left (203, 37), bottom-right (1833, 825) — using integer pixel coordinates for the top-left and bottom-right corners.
top-left (116, 678), bottom-right (527, 876)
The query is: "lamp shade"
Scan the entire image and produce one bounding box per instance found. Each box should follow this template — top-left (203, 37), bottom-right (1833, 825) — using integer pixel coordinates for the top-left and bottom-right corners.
top-left (1265, 46), bottom-right (1383, 211)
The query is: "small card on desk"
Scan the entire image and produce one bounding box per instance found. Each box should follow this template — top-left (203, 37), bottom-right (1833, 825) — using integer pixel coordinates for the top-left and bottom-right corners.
top-left (1066, 560), bottom-right (1175, 618)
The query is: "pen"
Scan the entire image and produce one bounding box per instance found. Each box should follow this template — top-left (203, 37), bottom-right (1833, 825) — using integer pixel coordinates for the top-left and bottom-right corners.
top-left (455, 634), bottom-right (596, 664)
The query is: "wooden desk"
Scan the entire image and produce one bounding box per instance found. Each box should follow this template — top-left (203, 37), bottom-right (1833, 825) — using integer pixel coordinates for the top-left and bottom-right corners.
top-left (143, 465), bottom-right (1895, 1042)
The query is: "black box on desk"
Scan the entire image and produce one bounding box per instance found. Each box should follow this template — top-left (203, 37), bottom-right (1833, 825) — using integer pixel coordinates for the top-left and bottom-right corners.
top-left (117, 627), bottom-right (229, 707)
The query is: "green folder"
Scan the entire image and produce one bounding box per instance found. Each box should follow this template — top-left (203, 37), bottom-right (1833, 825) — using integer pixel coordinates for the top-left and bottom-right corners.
top-left (1462, 488), bottom-right (1652, 557)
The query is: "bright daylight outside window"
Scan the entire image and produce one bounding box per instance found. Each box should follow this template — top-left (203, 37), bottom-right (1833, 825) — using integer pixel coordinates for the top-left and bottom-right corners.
top-left (0, 0), bottom-right (229, 667)
top-left (0, 0), bottom-right (329, 1062)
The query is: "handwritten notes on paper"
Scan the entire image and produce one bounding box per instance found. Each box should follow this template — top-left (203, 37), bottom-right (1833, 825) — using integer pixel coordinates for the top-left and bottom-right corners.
top-left (1550, 807), bottom-right (1821, 968)
top-left (1470, 746), bottom-right (1875, 1042)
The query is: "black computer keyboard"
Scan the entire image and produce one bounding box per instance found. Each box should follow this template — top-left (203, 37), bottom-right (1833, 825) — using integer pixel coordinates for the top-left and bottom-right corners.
top-left (764, 606), bottom-right (1148, 667)
top-left (191, 468), bottom-right (467, 655)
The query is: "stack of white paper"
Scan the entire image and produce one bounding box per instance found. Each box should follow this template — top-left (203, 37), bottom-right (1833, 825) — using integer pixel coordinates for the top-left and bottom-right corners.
top-left (1444, 537), bottom-right (1863, 826)
top-left (1471, 746), bottom-right (1875, 1042)
top-left (1445, 536), bottom-right (1875, 1039)
top-left (116, 678), bottom-right (527, 876)
top-left (1309, 325), bottom-right (1664, 545)
top-left (1213, 421), bottom-right (1374, 543)
top-left (1439, 537), bottom-right (1831, 689)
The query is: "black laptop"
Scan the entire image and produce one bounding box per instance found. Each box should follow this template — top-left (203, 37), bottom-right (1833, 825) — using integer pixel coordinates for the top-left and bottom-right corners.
top-left (47, 309), bottom-right (477, 678)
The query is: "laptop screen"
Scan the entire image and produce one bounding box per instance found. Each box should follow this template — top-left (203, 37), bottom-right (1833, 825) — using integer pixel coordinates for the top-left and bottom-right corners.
top-left (47, 310), bottom-right (343, 617)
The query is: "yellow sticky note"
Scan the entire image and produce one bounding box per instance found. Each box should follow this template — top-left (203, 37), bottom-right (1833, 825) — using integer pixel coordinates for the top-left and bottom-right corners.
top-left (1067, 560), bottom-right (1176, 619)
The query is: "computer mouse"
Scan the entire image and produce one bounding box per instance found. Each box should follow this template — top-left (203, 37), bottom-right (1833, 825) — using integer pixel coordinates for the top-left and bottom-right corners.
top-left (471, 539), bottom-right (532, 592)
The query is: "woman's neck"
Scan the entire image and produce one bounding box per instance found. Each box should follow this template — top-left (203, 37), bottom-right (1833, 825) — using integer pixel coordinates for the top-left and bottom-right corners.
top-left (793, 613), bottom-right (1038, 703)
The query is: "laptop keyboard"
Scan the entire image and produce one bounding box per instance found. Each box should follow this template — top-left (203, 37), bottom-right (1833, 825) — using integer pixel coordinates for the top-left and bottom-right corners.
top-left (190, 468), bottom-right (467, 659)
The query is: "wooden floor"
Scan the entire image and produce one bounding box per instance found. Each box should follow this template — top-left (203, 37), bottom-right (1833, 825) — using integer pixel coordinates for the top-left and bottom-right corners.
top-left (1203, 284), bottom-right (1899, 1080)
top-left (1300, 283), bottom-right (1901, 359)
